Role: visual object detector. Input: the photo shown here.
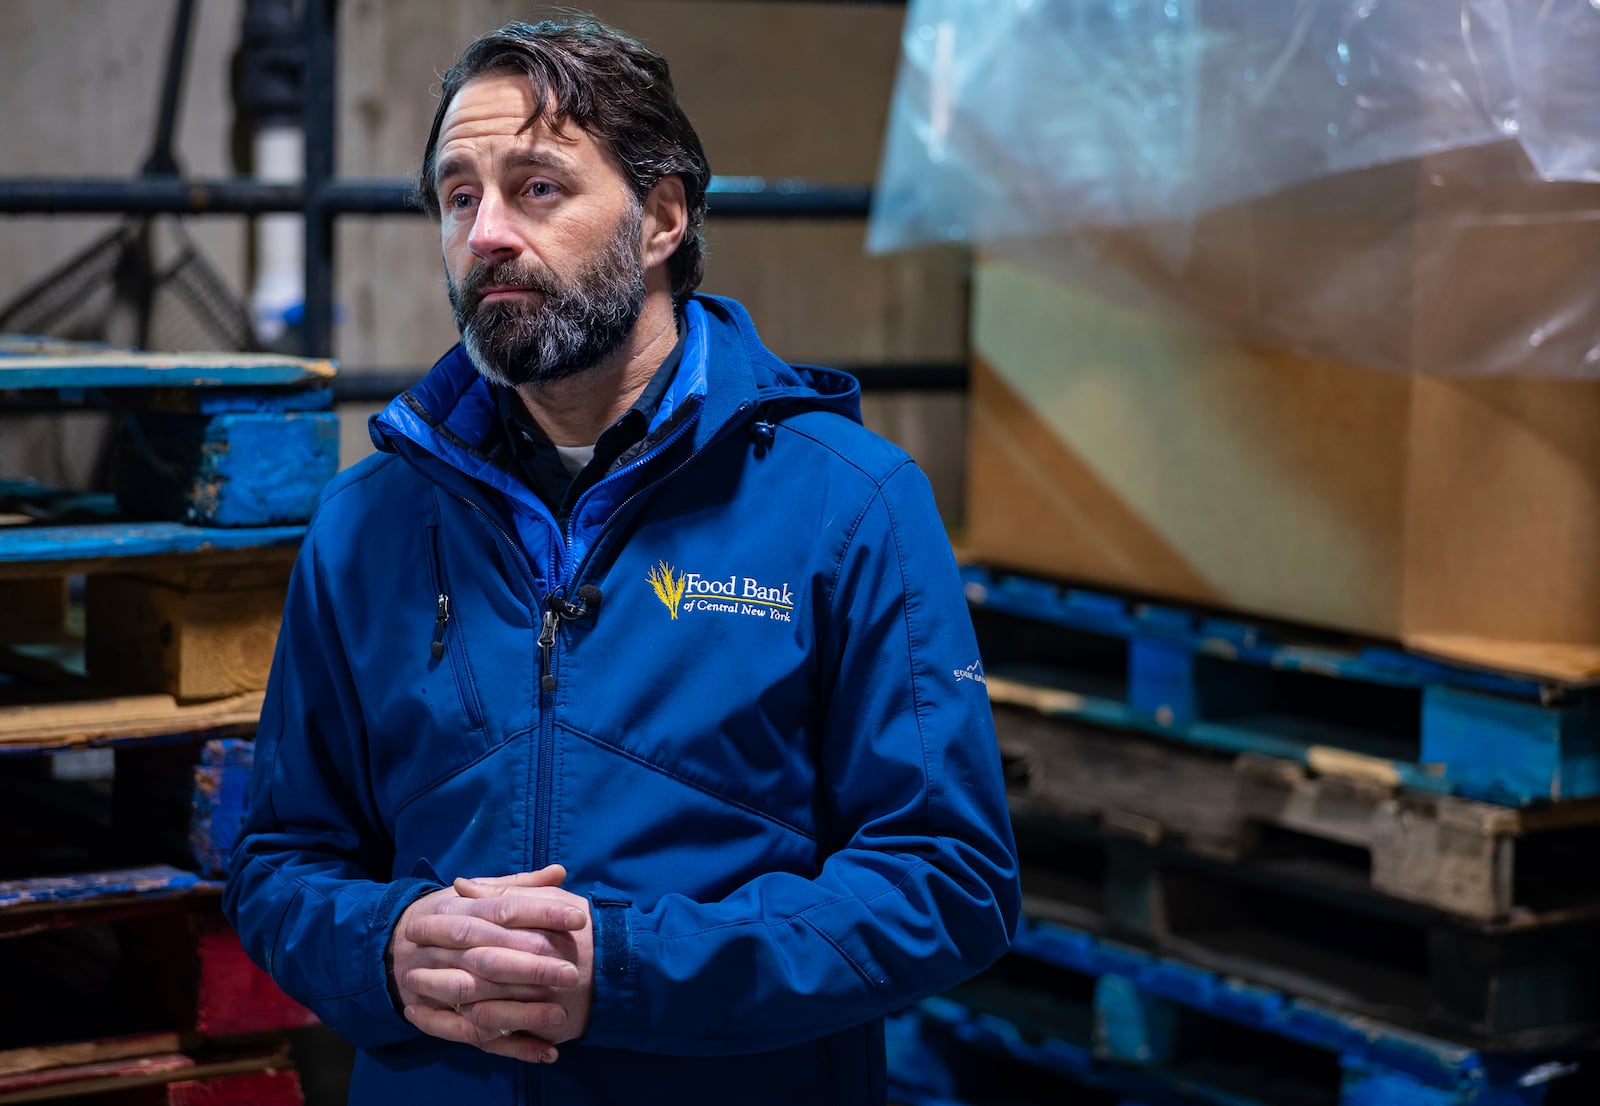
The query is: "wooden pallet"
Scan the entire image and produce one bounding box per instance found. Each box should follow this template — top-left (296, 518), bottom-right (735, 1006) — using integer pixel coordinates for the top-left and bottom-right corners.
top-left (0, 898), bottom-right (313, 1078)
top-left (966, 564), bottom-right (1600, 806)
top-left (0, 1042), bottom-right (302, 1105)
top-left (994, 688), bottom-right (1600, 925)
top-left (1, 345), bottom-right (336, 530)
top-left (998, 675), bottom-right (1600, 928)
top-left (1012, 803), bottom-right (1600, 1051)
top-left (891, 918), bottom-right (1596, 1106)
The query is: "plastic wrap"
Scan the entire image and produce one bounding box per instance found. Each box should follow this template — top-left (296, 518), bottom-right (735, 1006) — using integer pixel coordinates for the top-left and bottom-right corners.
top-left (869, 0), bottom-right (1600, 377)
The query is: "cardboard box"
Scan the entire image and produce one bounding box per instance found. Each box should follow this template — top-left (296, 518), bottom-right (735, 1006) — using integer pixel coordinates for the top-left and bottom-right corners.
top-left (967, 259), bottom-right (1600, 681)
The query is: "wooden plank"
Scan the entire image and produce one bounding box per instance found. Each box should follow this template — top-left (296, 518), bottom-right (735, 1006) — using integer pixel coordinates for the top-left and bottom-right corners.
top-left (0, 1054), bottom-right (197, 1100)
top-left (0, 524), bottom-right (302, 578)
top-left (0, 351), bottom-right (334, 390)
top-left (0, 1046), bottom-right (294, 1104)
top-left (0, 866), bottom-right (204, 913)
top-left (0, 690), bottom-right (263, 749)
top-left (0, 1034), bottom-right (182, 1080)
top-left (995, 704), bottom-right (1246, 860)
top-left (86, 570), bottom-right (287, 700)
top-left (164, 1069), bottom-right (305, 1106)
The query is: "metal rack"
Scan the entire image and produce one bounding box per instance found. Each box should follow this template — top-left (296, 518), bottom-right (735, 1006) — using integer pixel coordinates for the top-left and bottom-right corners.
top-left (0, 0), bottom-right (964, 396)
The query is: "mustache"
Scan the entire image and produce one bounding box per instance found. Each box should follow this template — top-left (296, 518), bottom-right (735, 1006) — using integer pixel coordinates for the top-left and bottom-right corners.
top-left (457, 259), bottom-right (562, 305)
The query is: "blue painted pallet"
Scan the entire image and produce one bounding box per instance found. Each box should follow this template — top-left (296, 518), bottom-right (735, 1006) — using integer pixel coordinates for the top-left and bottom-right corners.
top-left (965, 564), bottom-right (1600, 806)
top-left (0, 865), bottom-right (217, 913)
top-left (0, 521), bottom-right (305, 568)
top-left (896, 916), bottom-right (1589, 1106)
top-left (0, 348), bottom-right (335, 390)
top-left (1, 339), bottom-right (339, 527)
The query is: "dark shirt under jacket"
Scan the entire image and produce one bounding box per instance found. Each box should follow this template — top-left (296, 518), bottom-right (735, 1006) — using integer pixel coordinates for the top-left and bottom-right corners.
top-left (490, 322), bottom-right (686, 528)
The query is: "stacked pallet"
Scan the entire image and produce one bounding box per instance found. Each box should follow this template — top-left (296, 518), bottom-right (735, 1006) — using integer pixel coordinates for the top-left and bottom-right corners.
top-left (886, 562), bottom-right (1600, 1105)
top-left (0, 340), bottom-right (337, 1104)
top-left (883, 251), bottom-right (1600, 1104)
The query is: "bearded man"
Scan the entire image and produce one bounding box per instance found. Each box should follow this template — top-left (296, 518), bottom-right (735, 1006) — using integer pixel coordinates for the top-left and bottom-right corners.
top-left (224, 17), bottom-right (1018, 1106)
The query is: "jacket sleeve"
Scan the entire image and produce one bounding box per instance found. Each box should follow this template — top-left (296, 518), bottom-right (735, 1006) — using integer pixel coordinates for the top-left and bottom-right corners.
top-left (222, 521), bottom-right (440, 1049)
top-left (582, 460), bottom-right (1021, 1054)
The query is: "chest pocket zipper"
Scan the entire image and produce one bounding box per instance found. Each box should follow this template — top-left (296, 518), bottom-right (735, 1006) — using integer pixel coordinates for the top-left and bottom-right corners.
top-left (425, 523), bottom-right (486, 733)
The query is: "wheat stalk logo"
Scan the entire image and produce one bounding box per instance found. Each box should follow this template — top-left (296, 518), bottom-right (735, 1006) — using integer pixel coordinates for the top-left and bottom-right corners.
top-left (647, 561), bottom-right (686, 619)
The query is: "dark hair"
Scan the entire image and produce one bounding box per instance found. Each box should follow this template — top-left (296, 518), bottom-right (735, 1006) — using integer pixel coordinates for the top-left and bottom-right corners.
top-left (417, 17), bottom-right (710, 307)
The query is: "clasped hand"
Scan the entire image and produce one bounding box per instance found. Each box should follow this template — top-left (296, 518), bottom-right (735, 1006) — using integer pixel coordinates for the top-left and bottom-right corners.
top-left (390, 863), bottom-right (594, 1064)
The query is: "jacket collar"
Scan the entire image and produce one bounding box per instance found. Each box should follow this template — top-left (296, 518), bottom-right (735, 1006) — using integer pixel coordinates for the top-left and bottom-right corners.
top-left (368, 294), bottom-right (862, 513)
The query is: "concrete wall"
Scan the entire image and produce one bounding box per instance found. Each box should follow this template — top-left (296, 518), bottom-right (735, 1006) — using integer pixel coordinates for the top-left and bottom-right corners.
top-left (0, 1), bottom-right (968, 518)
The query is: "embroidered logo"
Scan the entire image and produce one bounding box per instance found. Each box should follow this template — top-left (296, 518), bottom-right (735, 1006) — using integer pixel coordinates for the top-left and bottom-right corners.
top-left (954, 659), bottom-right (987, 686)
top-left (649, 564), bottom-right (795, 623)
top-left (647, 561), bottom-right (687, 619)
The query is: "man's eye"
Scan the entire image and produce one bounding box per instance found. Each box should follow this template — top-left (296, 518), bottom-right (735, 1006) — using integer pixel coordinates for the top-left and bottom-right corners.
top-left (527, 181), bottom-right (557, 198)
top-left (448, 192), bottom-right (476, 211)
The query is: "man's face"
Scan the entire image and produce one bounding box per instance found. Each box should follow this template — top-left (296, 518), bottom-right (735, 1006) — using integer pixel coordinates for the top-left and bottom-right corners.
top-left (434, 73), bottom-right (647, 388)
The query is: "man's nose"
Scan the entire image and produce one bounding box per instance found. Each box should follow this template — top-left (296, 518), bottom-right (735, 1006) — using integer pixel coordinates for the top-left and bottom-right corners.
top-left (467, 192), bottom-right (518, 261)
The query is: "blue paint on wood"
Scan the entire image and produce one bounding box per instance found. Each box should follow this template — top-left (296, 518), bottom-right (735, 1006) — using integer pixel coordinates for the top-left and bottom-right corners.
top-left (0, 352), bottom-right (335, 390)
top-left (1010, 917), bottom-right (1494, 1088)
top-left (1095, 975), bottom-right (1177, 1065)
top-left (1423, 687), bottom-right (1600, 802)
top-left (0, 521), bottom-right (305, 564)
top-left (188, 411), bottom-right (339, 527)
top-left (915, 923), bottom-right (1566, 1106)
top-left (190, 738), bottom-right (254, 877)
top-left (0, 864), bottom-right (213, 909)
top-left (184, 387), bottom-right (334, 414)
top-left (113, 409), bottom-right (338, 527)
top-left (1128, 637), bottom-right (1196, 727)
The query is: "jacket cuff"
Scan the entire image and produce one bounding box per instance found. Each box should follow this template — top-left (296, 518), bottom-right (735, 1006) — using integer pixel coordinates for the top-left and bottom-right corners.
top-left (582, 883), bottom-right (641, 1044)
top-left (327, 871), bottom-right (445, 1048)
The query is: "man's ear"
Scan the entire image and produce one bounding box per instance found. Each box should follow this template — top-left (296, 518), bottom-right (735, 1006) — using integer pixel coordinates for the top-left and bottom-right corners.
top-left (641, 175), bottom-right (688, 270)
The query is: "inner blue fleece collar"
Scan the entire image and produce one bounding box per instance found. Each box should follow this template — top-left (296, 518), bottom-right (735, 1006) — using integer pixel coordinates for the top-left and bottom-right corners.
top-left (372, 301), bottom-right (718, 524)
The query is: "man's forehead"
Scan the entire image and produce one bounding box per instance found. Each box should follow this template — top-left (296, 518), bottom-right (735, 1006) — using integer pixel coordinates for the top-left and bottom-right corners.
top-left (438, 73), bottom-right (586, 153)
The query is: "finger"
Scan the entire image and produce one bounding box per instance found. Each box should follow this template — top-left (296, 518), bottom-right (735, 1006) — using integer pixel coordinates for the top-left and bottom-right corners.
top-left (461, 944), bottom-right (581, 988)
top-left (456, 865), bottom-right (567, 895)
top-left (407, 905), bottom-right (583, 951)
top-left (440, 890), bottom-right (588, 932)
top-left (480, 1031), bottom-right (561, 1065)
top-left (463, 997), bottom-right (573, 1039)
top-left (405, 1002), bottom-right (557, 1059)
top-left (408, 962), bottom-right (570, 1008)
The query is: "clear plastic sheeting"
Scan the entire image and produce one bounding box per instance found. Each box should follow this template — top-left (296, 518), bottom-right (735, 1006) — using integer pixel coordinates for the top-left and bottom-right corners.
top-left (869, 0), bottom-right (1600, 377)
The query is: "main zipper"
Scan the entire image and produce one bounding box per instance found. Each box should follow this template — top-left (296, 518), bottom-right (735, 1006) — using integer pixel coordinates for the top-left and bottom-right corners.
top-left (550, 399), bottom-right (756, 661)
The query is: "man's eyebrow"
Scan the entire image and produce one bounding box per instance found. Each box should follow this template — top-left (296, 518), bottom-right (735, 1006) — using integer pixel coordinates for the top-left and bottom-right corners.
top-left (434, 148), bottom-right (579, 191)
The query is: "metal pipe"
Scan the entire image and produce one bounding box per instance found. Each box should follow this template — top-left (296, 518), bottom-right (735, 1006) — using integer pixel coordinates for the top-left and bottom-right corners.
top-left (328, 362), bottom-right (968, 403)
top-left (0, 178), bottom-right (872, 218)
top-left (300, 0), bottom-right (338, 358)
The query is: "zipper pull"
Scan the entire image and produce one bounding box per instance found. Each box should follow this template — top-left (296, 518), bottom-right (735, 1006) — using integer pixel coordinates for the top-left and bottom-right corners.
top-left (538, 607), bottom-right (559, 692)
top-left (431, 594), bottom-right (450, 659)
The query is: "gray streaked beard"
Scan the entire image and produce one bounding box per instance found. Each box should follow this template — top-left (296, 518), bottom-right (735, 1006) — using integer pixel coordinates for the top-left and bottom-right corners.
top-left (448, 200), bottom-right (647, 388)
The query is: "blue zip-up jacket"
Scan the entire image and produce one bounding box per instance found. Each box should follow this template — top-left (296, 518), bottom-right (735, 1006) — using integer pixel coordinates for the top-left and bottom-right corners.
top-left (223, 295), bottom-right (1020, 1105)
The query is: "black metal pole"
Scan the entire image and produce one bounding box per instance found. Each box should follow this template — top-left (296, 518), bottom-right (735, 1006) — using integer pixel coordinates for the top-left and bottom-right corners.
top-left (0, 178), bottom-right (870, 218)
top-left (301, 0), bottom-right (338, 359)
